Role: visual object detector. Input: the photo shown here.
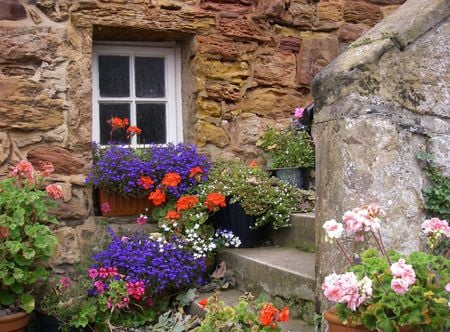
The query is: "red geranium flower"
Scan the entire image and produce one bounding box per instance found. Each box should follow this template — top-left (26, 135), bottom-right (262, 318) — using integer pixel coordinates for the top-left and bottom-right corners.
top-left (139, 176), bottom-right (154, 190)
top-left (259, 303), bottom-right (279, 326)
top-left (165, 210), bottom-right (180, 220)
top-left (149, 189), bottom-right (166, 206)
top-left (176, 195), bottom-right (199, 212)
top-left (189, 166), bottom-right (204, 178)
top-left (162, 172), bottom-right (182, 187)
top-left (198, 298), bottom-right (208, 308)
top-left (204, 192), bottom-right (226, 211)
top-left (277, 307), bottom-right (289, 322)
top-left (127, 126), bottom-right (142, 137)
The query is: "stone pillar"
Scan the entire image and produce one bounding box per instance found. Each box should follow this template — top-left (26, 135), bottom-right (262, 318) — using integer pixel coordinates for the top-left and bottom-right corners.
top-left (311, 0), bottom-right (450, 312)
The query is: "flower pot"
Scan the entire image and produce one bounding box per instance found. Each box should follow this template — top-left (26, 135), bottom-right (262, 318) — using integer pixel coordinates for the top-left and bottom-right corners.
top-left (270, 167), bottom-right (310, 189)
top-left (209, 199), bottom-right (264, 248)
top-left (0, 311), bottom-right (29, 332)
top-left (36, 311), bottom-right (91, 332)
top-left (97, 190), bottom-right (153, 217)
top-left (324, 309), bottom-right (414, 332)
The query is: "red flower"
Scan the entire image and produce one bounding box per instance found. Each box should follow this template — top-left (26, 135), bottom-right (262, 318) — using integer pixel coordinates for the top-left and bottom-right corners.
top-left (189, 166), bottom-right (204, 178)
top-left (39, 161), bottom-right (55, 176)
top-left (0, 226), bottom-right (9, 239)
top-left (249, 160), bottom-right (257, 168)
top-left (127, 126), bottom-right (142, 137)
top-left (198, 298), bottom-right (208, 309)
top-left (259, 303), bottom-right (279, 326)
top-left (204, 192), bottom-right (226, 211)
top-left (176, 195), bottom-right (199, 212)
top-left (162, 172), bottom-right (181, 187)
top-left (149, 189), bottom-right (166, 206)
top-left (45, 184), bottom-right (63, 199)
top-left (277, 307), bottom-right (289, 322)
top-left (107, 117), bottom-right (129, 130)
top-left (165, 210), bottom-right (181, 220)
top-left (101, 202), bottom-right (111, 214)
top-left (139, 176), bottom-right (154, 190)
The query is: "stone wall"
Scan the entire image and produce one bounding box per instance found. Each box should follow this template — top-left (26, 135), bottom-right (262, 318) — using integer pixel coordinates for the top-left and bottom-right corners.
top-left (312, 0), bottom-right (449, 312)
top-left (0, 0), bottom-right (404, 266)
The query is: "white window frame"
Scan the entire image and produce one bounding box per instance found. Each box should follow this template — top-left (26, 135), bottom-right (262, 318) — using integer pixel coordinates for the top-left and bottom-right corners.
top-left (92, 42), bottom-right (183, 146)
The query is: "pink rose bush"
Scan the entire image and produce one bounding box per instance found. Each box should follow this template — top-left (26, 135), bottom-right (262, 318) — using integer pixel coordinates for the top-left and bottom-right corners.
top-left (322, 204), bottom-right (450, 331)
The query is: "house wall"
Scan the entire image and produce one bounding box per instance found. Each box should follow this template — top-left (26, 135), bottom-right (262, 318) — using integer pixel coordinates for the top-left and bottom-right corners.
top-left (0, 0), bottom-right (404, 266)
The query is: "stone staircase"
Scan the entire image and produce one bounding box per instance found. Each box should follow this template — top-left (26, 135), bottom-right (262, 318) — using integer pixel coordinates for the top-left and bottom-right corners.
top-left (190, 213), bottom-right (317, 332)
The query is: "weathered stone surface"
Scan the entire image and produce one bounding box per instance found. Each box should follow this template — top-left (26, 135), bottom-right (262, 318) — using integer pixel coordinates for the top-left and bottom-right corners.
top-left (196, 98), bottom-right (222, 119)
top-left (51, 227), bottom-right (81, 265)
top-left (216, 17), bottom-right (271, 42)
top-left (430, 135), bottom-right (450, 178)
top-left (297, 35), bottom-right (339, 85)
top-left (52, 187), bottom-right (90, 219)
top-left (366, 0), bottom-right (405, 4)
top-left (33, 0), bottom-right (71, 22)
top-left (254, 51), bottom-right (297, 87)
top-left (338, 22), bottom-right (370, 41)
top-left (316, 2), bottom-right (343, 23)
top-left (27, 146), bottom-right (85, 175)
top-left (287, 0), bottom-right (315, 28)
top-left (234, 88), bottom-right (307, 118)
top-left (196, 35), bottom-right (239, 60)
top-left (195, 121), bottom-right (230, 147)
top-left (196, 58), bottom-right (249, 84)
top-left (279, 37), bottom-right (301, 52)
top-left (343, 1), bottom-right (382, 26)
top-left (200, 0), bottom-right (255, 14)
top-left (380, 5), bottom-right (401, 18)
top-left (256, 0), bottom-right (285, 18)
top-left (0, 0), bottom-right (26, 20)
top-left (205, 80), bottom-right (242, 101)
top-left (0, 132), bottom-right (11, 165)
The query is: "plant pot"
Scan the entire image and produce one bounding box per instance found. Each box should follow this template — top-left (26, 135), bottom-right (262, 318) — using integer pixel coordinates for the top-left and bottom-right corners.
top-left (36, 311), bottom-right (91, 332)
top-left (324, 309), bottom-right (414, 332)
top-left (97, 190), bottom-right (153, 217)
top-left (0, 311), bottom-right (29, 332)
top-left (270, 167), bottom-right (310, 189)
top-left (209, 199), bottom-right (264, 248)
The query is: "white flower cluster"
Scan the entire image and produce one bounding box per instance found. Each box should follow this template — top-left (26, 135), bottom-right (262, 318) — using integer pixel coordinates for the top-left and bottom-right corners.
top-left (215, 229), bottom-right (241, 248)
top-left (185, 228), bottom-right (217, 259)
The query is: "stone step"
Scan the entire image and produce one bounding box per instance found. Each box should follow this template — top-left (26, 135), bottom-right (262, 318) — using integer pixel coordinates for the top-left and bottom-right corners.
top-left (218, 247), bottom-right (316, 324)
top-left (267, 213), bottom-right (315, 252)
top-left (190, 289), bottom-right (315, 332)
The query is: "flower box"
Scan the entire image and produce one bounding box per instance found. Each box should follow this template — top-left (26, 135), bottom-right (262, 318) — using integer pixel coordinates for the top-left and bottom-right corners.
top-left (97, 190), bottom-right (153, 217)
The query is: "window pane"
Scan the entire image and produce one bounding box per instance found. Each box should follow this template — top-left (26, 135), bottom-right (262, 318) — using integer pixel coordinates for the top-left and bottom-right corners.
top-left (136, 104), bottom-right (166, 144)
top-left (98, 55), bottom-right (130, 97)
top-left (99, 103), bottom-right (130, 145)
top-left (135, 57), bottom-right (165, 98)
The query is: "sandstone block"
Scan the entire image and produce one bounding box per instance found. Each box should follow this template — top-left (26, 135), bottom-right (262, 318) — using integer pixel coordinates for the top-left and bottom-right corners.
top-left (195, 121), bottom-right (230, 147)
top-left (27, 146), bottom-right (85, 175)
top-left (196, 35), bottom-right (239, 60)
top-left (343, 1), bottom-right (382, 26)
top-left (0, 132), bottom-right (11, 165)
top-left (430, 135), bottom-right (450, 178)
top-left (0, 0), bottom-right (26, 20)
top-left (380, 5), bottom-right (401, 18)
top-left (196, 98), bottom-right (222, 118)
top-left (279, 37), bottom-right (301, 52)
top-left (338, 23), bottom-right (370, 42)
top-left (52, 188), bottom-right (90, 220)
top-left (217, 17), bottom-right (270, 42)
top-left (51, 227), bottom-right (81, 265)
top-left (366, 0), bottom-right (405, 4)
top-left (254, 51), bottom-right (297, 87)
top-left (200, 1), bottom-right (254, 14)
top-left (196, 58), bottom-right (249, 84)
top-left (256, 0), bottom-right (285, 18)
top-left (297, 35), bottom-right (339, 85)
top-left (317, 2), bottom-right (343, 22)
top-left (287, 0), bottom-right (315, 28)
top-left (205, 80), bottom-right (241, 101)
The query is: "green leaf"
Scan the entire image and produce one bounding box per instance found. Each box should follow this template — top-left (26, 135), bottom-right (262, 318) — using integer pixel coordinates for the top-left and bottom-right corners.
top-left (22, 247), bottom-right (35, 259)
top-left (19, 293), bottom-right (35, 313)
top-left (0, 291), bottom-right (15, 306)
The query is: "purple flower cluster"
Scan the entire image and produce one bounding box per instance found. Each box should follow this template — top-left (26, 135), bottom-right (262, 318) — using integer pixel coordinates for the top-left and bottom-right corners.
top-left (85, 143), bottom-right (211, 198)
top-left (92, 229), bottom-right (206, 296)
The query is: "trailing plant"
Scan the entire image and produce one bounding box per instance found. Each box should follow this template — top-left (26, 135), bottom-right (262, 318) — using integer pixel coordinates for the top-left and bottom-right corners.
top-left (417, 151), bottom-right (450, 220)
top-left (0, 160), bottom-right (59, 313)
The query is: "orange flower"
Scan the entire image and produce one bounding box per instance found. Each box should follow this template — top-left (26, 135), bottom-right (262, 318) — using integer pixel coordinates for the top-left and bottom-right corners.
top-left (175, 195), bottom-right (199, 212)
top-left (165, 210), bottom-right (180, 220)
top-left (198, 298), bottom-right (208, 309)
top-left (277, 307), bottom-right (289, 322)
top-left (204, 192), bottom-right (226, 211)
top-left (148, 189), bottom-right (166, 206)
top-left (127, 126), bottom-right (142, 137)
top-left (162, 172), bottom-right (182, 187)
top-left (249, 160), bottom-right (257, 168)
top-left (107, 117), bottom-right (129, 130)
top-left (259, 303), bottom-right (279, 326)
top-left (139, 176), bottom-right (154, 190)
top-left (189, 166), bottom-right (204, 178)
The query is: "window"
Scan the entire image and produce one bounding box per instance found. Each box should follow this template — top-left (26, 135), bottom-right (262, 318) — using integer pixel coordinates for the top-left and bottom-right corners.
top-left (92, 43), bottom-right (182, 146)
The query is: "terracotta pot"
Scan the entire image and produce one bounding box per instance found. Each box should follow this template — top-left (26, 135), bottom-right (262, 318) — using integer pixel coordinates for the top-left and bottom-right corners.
top-left (97, 190), bottom-right (154, 217)
top-left (324, 309), bottom-right (414, 332)
top-left (0, 311), bottom-right (30, 332)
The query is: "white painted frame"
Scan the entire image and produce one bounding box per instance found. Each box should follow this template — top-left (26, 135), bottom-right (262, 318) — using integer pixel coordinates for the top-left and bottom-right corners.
top-left (92, 42), bottom-right (183, 146)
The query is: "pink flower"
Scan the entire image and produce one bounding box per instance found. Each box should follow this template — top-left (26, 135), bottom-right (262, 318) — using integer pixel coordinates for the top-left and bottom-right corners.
top-left (121, 236), bottom-right (129, 243)
top-left (11, 160), bottom-right (35, 182)
top-left (39, 161), bottom-right (55, 177)
top-left (294, 107), bottom-right (304, 118)
top-left (391, 278), bottom-right (410, 295)
top-left (421, 218), bottom-right (450, 237)
top-left (322, 219), bottom-right (344, 241)
top-left (342, 206), bottom-right (381, 241)
top-left (98, 267), bottom-right (109, 278)
top-left (136, 214), bottom-right (148, 225)
top-left (88, 268), bottom-right (99, 279)
top-left (60, 276), bottom-right (71, 288)
top-left (390, 258), bottom-right (416, 285)
top-left (46, 184), bottom-right (63, 199)
top-left (100, 202), bottom-right (111, 214)
top-left (94, 280), bottom-right (105, 294)
top-left (445, 282), bottom-right (450, 293)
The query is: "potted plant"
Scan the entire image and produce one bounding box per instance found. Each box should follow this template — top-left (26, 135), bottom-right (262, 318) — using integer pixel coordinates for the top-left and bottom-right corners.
top-left (0, 161), bottom-right (59, 331)
top-left (198, 159), bottom-right (304, 247)
top-left (85, 142), bottom-right (211, 217)
top-left (321, 204), bottom-right (449, 331)
top-left (257, 107), bottom-right (315, 189)
top-left (195, 292), bottom-right (289, 331)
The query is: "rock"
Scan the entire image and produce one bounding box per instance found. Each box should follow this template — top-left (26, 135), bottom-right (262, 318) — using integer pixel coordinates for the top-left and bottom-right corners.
top-left (0, 132), bottom-right (11, 165)
top-left (343, 1), bottom-right (382, 26)
top-left (200, 1), bottom-right (255, 14)
top-left (256, 0), bottom-right (285, 18)
top-left (297, 35), bottom-right (339, 86)
top-left (380, 5), bottom-right (402, 18)
top-left (51, 227), bottom-right (81, 265)
top-left (27, 146), bottom-right (85, 175)
top-left (205, 80), bottom-right (242, 101)
top-left (366, 0), bottom-right (405, 4)
top-left (254, 51), bottom-right (297, 87)
top-left (216, 16), bottom-right (271, 42)
top-left (195, 58), bottom-right (249, 84)
top-left (196, 98), bottom-right (222, 118)
top-left (338, 23), bottom-right (371, 42)
top-left (287, 0), bottom-right (315, 28)
top-left (316, 2), bottom-right (343, 23)
top-left (196, 35), bottom-right (239, 60)
top-left (279, 37), bottom-right (301, 53)
top-left (429, 135), bottom-right (450, 177)
top-left (195, 121), bottom-right (230, 147)
top-left (0, 0), bottom-right (26, 20)
top-left (51, 187), bottom-right (90, 220)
